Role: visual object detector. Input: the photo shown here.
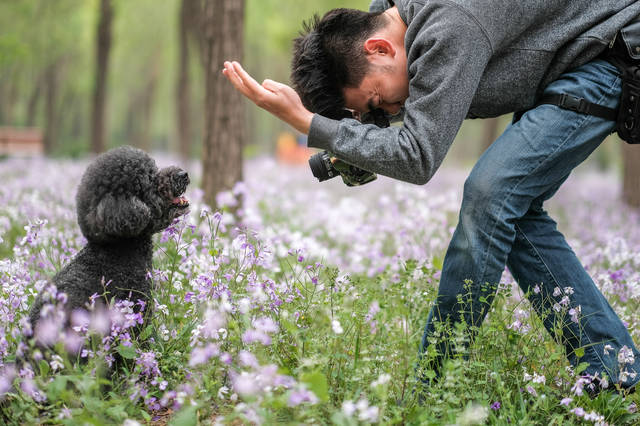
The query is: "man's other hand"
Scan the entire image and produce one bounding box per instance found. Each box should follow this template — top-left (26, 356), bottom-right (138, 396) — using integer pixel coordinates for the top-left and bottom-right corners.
top-left (223, 61), bottom-right (314, 134)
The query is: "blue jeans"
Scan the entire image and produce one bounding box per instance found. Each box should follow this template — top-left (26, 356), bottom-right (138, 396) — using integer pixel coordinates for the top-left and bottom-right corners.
top-left (421, 59), bottom-right (640, 390)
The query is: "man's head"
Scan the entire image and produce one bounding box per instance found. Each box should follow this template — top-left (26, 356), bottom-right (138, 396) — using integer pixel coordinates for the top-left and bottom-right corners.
top-left (291, 7), bottom-right (409, 119)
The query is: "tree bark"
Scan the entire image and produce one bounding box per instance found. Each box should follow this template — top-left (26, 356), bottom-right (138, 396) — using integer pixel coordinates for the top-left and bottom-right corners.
top-left (201, 0), bottom-right (245, 209)
top-left (0, 73), bottom-right (19, 125)
top-left (128, 64), bottom-right (158, 152)
top-left (480, 117), bottom-right (500, 154)
top-left (622, 142), bottom-right (640, 208)
top-left (91, 0), bottom-right (113, 154)
top-left (42, 61), bottom-right (61, 154)
top-left (176, 0), bottom-right (195, 160)
top-left (26, 75), bottom-right (43, 127)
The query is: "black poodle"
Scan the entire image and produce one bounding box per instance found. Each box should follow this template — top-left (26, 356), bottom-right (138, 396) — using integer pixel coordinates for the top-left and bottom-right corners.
top-left (29, 145), bottom-right (190, 336)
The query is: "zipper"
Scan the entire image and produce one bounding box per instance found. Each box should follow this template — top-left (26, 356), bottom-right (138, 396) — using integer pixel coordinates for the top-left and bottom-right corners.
top-left (609, 32), bottom-right (617, 49)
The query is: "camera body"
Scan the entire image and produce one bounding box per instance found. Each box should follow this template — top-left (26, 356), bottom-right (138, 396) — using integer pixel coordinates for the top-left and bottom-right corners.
top-left (308, 108), bottom-right (390, 186)
top-left (308, 151), bottom-right (377, 186)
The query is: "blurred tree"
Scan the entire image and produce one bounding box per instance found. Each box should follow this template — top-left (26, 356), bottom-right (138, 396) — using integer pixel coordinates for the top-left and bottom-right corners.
top-left (91, 0), bottom-right (113, 154)
top-left (480, 117), bottom-right (499, 153)
top-left (201, 0), bottom-right (245, 208)
top-left (176, 0), bottom-right (198, 160)
top-left (0, 0), bottom-right (88, 154)
top-left (622, 143), bottom-right (640, 207)
top-left (42, 59), bottom-right (62, 153)
top-left (125, 55), bottom-right (159, 152)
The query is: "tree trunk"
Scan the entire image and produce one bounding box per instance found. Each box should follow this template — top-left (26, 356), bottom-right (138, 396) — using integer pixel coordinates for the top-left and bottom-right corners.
top-left (480, 117), bottom-right (500, 154)
top-left (26, 75), bottom-right (43, 127)
top-left (91, 0), bottom-right (113, 154)
top-left (622, 143), bottom-right (640, 207)
top-left (132, 67), bottom-right (158, 152)
top-left (42, 62), bottom-right (61, 154)
top-left (0, 73), bottom-right (19, 125)
top-left (176, 0), bottom-right (194, 160)
top-left (201, 0), bottom-right (245, 209)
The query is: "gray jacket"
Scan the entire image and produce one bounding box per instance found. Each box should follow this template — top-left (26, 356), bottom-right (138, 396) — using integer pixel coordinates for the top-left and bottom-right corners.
top-left (307, 0), bottom-right (640, 184)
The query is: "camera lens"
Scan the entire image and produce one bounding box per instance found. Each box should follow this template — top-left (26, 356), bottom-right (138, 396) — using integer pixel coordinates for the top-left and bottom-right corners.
top-left (309, 151), bottom-right (336, 182)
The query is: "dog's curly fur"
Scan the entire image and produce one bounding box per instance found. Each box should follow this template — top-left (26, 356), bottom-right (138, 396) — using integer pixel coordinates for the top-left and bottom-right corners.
top-left (29, 146), bottom-right (190, 329)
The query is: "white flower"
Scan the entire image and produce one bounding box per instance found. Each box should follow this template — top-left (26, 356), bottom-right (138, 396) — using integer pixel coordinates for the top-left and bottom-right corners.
top-left (332, 320), bottom-right (344, 334)
top-left (456, 403), bottom-right (489, 425)
top-left (604, 344), bottom-right (614, 355)
top-left (371, 373), bottom-right (391, 388)
top-left (358, 405), bottom-right (379, 422)
top-left (342, 400), bottom-right (356, 416)
top-left (217, 386), bottom-right (229, 399)
top-left (618, 346), bottom-right (635, 365)
top-left (49, 355), bottom-right (64, 372)
top-left (553, 287), bottom-right (562, 297)
top-left (532, 373), bottom-right (546, 384)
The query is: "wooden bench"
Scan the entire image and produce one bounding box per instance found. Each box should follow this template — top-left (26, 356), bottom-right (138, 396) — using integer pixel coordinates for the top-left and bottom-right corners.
top-left (0, 127), bottom-right (44, 156)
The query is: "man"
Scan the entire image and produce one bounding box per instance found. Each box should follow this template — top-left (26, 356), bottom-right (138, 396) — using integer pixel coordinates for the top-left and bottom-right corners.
top-left (223, 0), bottom-right (640, 393)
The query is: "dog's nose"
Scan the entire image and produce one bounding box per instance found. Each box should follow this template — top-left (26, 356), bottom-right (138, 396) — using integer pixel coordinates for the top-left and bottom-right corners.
top-left (177, 171), bottom-right (189, 184)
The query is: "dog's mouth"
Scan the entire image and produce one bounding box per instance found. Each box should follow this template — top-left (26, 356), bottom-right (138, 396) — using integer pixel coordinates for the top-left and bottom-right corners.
top-left (171, 195), bottom-right (190, 209)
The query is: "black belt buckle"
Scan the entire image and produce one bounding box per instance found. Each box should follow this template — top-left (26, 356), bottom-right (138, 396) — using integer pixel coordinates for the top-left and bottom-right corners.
top-left (560, 94), bottom-right (585, 113)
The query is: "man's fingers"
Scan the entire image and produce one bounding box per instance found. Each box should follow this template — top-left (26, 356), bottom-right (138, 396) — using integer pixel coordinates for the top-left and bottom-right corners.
top-left (262, 79), bottom-right (279, 93)
top-left (223, 61), bottom-right (249, 95)
top-left (230, 61), bottom-right (264, 95)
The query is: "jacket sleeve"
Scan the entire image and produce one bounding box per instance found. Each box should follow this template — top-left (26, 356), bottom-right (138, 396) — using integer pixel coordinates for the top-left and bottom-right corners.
top-left (307, 3), bottom-right (493, 185)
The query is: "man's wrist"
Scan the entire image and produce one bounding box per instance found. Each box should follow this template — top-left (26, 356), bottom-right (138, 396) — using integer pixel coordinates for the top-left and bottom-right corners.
top-left (294, 109), bottom-right (314, 134)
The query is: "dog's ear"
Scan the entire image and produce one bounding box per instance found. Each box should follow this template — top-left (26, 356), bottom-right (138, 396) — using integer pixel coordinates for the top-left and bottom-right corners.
top-left (86, 194), bottom-right (151, 241)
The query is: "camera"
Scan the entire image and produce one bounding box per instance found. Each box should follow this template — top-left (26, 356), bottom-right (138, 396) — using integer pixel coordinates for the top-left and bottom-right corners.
top-left (308, 108), bottom-right (390, 186)
top-left (308, 151), bottom-right (377, 186)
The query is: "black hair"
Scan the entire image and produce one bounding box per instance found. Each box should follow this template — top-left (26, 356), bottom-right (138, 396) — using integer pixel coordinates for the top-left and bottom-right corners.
top-left (291, 8), bottom-right (386, 119)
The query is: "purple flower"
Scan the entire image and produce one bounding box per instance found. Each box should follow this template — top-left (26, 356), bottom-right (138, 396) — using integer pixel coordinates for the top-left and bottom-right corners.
top-left (20, 379), bottom-right (46, 402)
top-left (570, 407), bottom-right (585, 417)
top-left (490, 401), bottom-right (501, 410)
top-left (252, 317), bottom-right (278, 334)
top-left (232, 372), bottom-right (259, 396)
top-left (71, 309), bottom-right (90, 333)
top-left (242, 329), bottom-right (271, 345)
top-left (287, 388), bottom-right (318, 407)
top-left (34, 318), bottom-right (61, 346)
top-left (238, 350), bottom-right (259, 368)
top-left (525, 385), bottom-right (537, 397)
top-left (0, 367), bottom-right (16, 397)
top-left (560, 397), bottom-right (573, 406)
top-left (189, 343), bottom-right (220, 367)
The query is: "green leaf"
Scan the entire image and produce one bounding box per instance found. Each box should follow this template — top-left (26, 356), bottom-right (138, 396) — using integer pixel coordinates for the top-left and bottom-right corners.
top-left (300, 370), bottom-right (329, 402)
top-left (140, 325), bottom-right (153, 340)
top-left (105, 404), bottom-right (128, 421)
top-left (47, 375), bottom-right (68, 400)
top-left (574, 347), bottom-right (586, 359)
top-left (575, 361), bottom-right (589, 375)
top-left (169, 405), bottom-right (198, 426)
top-left (116, 345), bottom-right (137, 359)
top-left (38, 359), bottom-right (50, 376)
top-left (432, 256), bottom-right (443, 271)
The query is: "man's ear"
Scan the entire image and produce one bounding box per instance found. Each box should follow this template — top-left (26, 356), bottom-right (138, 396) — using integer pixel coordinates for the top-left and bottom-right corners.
top-left (363, 38), bottom-right (396, 59)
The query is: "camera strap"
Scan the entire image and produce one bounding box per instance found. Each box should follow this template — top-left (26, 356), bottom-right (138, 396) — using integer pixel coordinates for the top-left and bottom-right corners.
top-left (535, 93), bottom-right (617, 121)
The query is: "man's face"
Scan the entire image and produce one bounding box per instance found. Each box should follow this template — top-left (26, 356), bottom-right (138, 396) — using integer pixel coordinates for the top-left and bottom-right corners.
top-left (343, 63), bottom-right (409, 117)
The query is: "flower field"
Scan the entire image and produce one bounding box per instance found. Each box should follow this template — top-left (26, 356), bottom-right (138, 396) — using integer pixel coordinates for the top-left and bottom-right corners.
top-left (0, 154), bottom-right (639, 425)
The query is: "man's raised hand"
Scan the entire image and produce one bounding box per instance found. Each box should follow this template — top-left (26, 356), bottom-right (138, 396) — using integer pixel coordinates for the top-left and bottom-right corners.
top-left (222, 61), bottom-right (314, 134)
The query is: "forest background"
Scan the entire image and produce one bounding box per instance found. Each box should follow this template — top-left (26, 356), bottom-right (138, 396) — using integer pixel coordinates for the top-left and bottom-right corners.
top-left (1, 0), bottom-right (636, 196)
